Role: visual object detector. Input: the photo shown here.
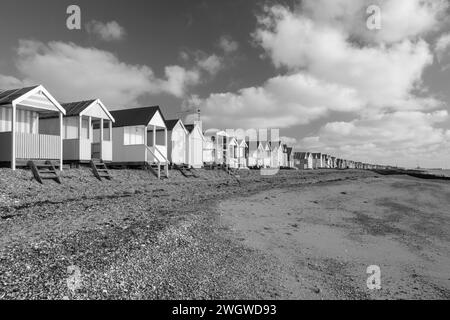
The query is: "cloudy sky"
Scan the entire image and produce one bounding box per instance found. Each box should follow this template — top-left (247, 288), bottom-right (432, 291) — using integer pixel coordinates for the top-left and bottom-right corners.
top-left (1, 0), bottom-right (450, 168)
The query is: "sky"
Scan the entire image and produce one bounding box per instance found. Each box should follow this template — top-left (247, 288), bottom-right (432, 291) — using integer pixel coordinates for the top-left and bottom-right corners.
top-left (1, 0), bottom-right (450, 168)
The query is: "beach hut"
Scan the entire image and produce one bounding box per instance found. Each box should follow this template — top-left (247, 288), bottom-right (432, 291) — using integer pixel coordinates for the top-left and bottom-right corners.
top-left (312, 153), bottom-right (323, 169)
top-left (330, 156), bottom-right (337, 169)
top-left (0, 85), bottom-right (66, 170)
top-left (185, 121), bottom-right (205, 169)
top-left (110, 106), bottom-right (169, 177)
top-left (203, 129), bottom-right (218, 165)
top-left (203, 129), bottom-right (230, 166)
top-left (286, 147), bottom-right (294, 168)
top-left (246, 139), bottom-right (260, 168)
top-left (262, 142), bottom-right (271, 168)
top-left (164, 119), bottom-right (188, 166)
top-left (270, 141), bottom-right (283, 168)
top-left (40, 99), bottom-right (115, 163)
top-left (225, 136), bottom-right (239, 168)
top-left (294, 152), bottom-right (313, 170)
top-left (236, 139), bottom-right (248, 168)
top-left (202, 135), bottom-right (215, 165)
top-left (281, 144), bottom-right (287, 167)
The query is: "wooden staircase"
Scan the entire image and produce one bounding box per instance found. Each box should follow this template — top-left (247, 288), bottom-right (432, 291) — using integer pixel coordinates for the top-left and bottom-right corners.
top-left (173, 163), bottom-right (198, 178)
top-left (91, 160), bottom-right (111, 181)
top-left (147, 162), bottom-right (169, 179)
top-left (145, 146), bottom-right (169, 180)
top-left (28, 160), bottom-right (61, 184)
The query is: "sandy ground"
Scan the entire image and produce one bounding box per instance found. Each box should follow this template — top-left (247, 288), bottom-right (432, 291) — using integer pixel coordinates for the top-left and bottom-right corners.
top-left (0, 168), bottom-right (448, 299)
top-left (219, 176), bottom-right (450, 299)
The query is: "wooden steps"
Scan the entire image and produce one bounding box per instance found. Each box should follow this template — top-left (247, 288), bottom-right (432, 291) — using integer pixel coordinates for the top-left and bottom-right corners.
top-left (28, 160), bottom-right (61, 184)
top-left (91, 160), bottom-right (111, 181)
top-left (147, 162), bottom-right (169, 180)
top-left (173, 164), bottom-right (198, 178)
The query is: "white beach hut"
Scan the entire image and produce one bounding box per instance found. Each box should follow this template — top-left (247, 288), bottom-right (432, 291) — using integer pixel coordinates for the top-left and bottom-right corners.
top-left (110, 106), bottom-right (169, 177)
top-left (236, 139), bottom-right (248, 168)
top-left (40, 99), bottom-right (115, 163)
top-left (164, 119), bottom-right (188, 166)
top-left (185, 122), bottom-right (205, 169)
top-left (0, 85), bottom-right (66, 170)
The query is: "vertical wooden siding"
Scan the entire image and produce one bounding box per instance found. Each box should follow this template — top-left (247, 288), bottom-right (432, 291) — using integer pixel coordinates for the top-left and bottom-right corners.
top-left (15, 132), bottom-right (60, 159)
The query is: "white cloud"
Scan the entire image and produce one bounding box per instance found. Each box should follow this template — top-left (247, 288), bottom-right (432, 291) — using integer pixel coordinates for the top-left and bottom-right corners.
top-left (218, 35), bottom-right (239, 53)
top-left (158, 65), bottom-right (200, 98)
top-left (193, 2), bottom-right (442, 130)
top-left (435, 33), bottom-right (450, 62)
top-left (301, 110), bottom-right (450, 167)
top-left (86, 20), bottom-right (126, 41)
top-left (0, 75), bottom-right (26, 89)
top-left (194, 72), bottom-right (362, 129)
top-left (8, 40), bottom-right (201, 106)
top-left (253, 5), bottom-right (437, 112)
top-left (196, 54), bottom-right (223, 75)
top-left (301, 0), bottom-right (448, 44)
top-left (280, 136), bottom-right (297, 146)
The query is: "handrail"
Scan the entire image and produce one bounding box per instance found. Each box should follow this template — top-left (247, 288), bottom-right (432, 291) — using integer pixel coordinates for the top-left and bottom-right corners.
top-left (145, 146), bottom-right (160, 165)
top-left (153, 145), bottom-right (168, 163)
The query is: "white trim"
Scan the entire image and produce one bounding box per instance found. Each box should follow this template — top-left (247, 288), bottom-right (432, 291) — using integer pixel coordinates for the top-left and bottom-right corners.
top-left (148, 110), bottom-right (166, 128)
top-left (11, 103), bottom-right (16, 170)
top-left (79, 99), bottom-right (115, 122)
top-left (12, 85), bottom-right (66, 115)
top-left (174, 119), bottom-right (189, 135)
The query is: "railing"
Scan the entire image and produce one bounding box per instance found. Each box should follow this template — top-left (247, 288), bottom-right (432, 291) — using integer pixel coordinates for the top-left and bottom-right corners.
top-left (146, 145), bottom-right (169, 179)
top-left (15, 132), bottom-right (60, 159)
top-left (147, 145), bottom-right (168, 164)
top-left (146, 145), bottom-right (160, 166)
top-left (155, 146), bottom-right (169, 163)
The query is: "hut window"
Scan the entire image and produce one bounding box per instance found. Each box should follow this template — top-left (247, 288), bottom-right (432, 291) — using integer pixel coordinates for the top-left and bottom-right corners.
top-left (124, 126), bottom-right (145, 145)
top-left (81, 118), bottom-right (89, 139)
top-left (0, 107), bottom-right (12, 132)
top-left (103, 121), bottom-right (111, 141)
top-left (64, 117), bottom-right (79, 139)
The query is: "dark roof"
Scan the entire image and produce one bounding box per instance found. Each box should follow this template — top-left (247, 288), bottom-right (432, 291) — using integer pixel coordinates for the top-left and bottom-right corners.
top-left (0, 86), bottom-right (39, 106)
top-left (61, 100), bottom-right (96, 116)
top-left (286, 147), bottom-right (293, 156)
top-left (110, 106), bottom-right (164, 128)
top-left (294, 152), bottom-right (311, 160)
top-left (165, 119), bottom-right (181, 131)
top-left (184, 124), bottom-right (194, 133)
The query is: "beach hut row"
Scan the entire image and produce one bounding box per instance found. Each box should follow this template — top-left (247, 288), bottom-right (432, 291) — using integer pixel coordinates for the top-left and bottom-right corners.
top-left (0, 85), bottom-right (205, 177)
top-left (0, 85), bottom-right (386, 175)
top-left (292, 152), bottom-right (387, 170)
top-left (202, 130), bottom-right (295, 170)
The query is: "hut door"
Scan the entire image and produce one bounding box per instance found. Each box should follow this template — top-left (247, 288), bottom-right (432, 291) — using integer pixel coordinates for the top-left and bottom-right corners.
top-left (91, 119), bottom-right (101, 160)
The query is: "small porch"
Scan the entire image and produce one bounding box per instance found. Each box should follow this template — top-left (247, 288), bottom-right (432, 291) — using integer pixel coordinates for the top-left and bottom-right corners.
top-left (0, 86), bottom-right (65, 170)
top-left (146, 124), bottom-right (168, 164)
